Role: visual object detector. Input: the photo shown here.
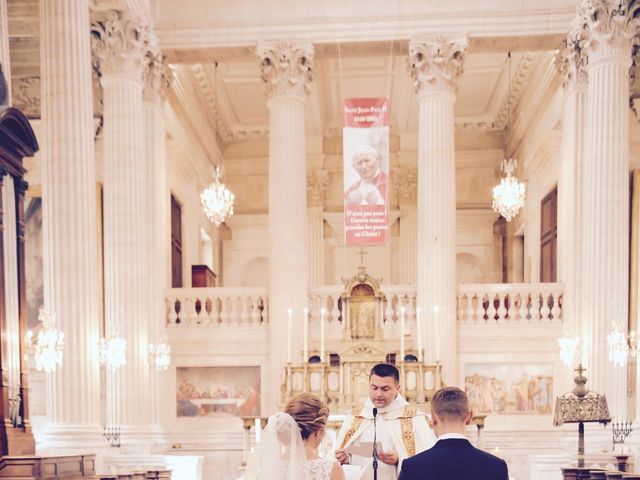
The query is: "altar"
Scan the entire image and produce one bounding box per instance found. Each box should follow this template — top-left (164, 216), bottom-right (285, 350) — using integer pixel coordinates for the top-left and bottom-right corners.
top-left (282, 267), bottom-right (444, 411)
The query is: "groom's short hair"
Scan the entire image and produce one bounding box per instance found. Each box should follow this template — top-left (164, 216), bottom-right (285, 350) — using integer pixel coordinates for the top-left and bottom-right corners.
top-left (370, 363), bottom-right (399, 383)
top-left (431, 387), bottom-right (469, 423)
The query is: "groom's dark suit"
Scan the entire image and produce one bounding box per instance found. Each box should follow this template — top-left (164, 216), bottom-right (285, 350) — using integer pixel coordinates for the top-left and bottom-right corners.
top-left (398, 437), bottom-right (509, 480)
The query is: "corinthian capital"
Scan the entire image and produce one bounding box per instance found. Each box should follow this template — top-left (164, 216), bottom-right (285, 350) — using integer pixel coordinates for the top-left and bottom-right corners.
top-left (579, 0), bottom-right (640, 62)
top-left (91, 10), bottom-right (154, 78)
top-left (555, 18), bottom-right (589, 90)
top-left (408, 36), bottom-right (467, 94)
top-left (306, 168), bottom-right (330, 207)
top-left (391, 165), bottom-right (417, 205)
top-left (257, 42), bottom-right (314, 98)
top-left (143, 47), bottom-right (172, 102)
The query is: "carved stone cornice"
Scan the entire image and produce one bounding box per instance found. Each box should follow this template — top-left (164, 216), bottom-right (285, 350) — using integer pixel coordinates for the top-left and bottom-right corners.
top-left (306, 168), bottom-right (330, 207)
top-left (257, 42), bottom-right (314, 99)
top-left (493, 52), bottom-right (537, 130)
top-left (91, 10), bottom-right (154, 78)
top-left (143, 48), bottom-right (172, 102)
top-left (579, 0), bottom-right (640, 63)
top-left (408, 36), bottom-right (467, 94)
top-left (555, 18), bottom-right (589, 90)
top-left (190, 64), bottom-right (233, 143)
top-left (391, 165), bottom-right (417, 205)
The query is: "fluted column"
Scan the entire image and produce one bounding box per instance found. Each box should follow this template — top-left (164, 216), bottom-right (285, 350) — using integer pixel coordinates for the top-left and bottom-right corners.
top-left (39, 0), bottom-right (102, 448)
top-left (393, 166), bottom-right (418, 284)
top-left (92, 10), bottom-right (154, 442)
top-left (556, 23), bottom-right (589, 393)
top-left (409, 37), bottom-right (466, 384)
top-left (578, 0), bottom-right (639, 418)
top-left (307, 168), bottom-right (329, 287)
top-left (258, 41), bottom-right (313, 411)
top-left (0, 0), bottom-right (11, 102)
top-left (143, 43), bottom-right (170, 431)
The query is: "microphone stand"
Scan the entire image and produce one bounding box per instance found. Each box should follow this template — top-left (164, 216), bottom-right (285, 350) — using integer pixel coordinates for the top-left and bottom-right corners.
top-left (372, 407), bottom-right (378, 480)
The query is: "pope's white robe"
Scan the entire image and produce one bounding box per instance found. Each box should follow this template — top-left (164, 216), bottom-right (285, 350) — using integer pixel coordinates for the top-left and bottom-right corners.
top-left (336, 395), bottom-right (436, 479)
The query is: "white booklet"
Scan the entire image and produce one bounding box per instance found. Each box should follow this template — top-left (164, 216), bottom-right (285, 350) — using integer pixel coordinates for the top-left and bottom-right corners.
top-left (344, 441), bottom-right (384, 458)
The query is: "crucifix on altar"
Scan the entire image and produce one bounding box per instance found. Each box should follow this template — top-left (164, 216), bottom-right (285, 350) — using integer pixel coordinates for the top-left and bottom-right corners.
top-left (357, 246), bottom-right (368, 266)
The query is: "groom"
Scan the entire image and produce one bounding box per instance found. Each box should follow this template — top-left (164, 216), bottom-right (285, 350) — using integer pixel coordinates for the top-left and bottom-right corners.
top-left (335, 363), bottom-right (436, 479)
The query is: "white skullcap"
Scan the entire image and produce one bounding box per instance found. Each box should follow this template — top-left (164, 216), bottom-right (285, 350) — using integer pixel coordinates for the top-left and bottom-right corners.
top-left (352, 144), bottom-right (378, 159)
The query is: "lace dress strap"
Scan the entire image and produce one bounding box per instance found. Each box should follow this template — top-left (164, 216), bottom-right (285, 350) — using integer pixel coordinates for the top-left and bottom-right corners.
top-left (307, 458), bottom-right (336, 480)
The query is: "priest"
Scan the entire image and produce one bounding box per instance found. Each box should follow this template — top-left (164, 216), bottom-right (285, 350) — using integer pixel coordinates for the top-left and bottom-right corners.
top-left (335, 363), bottom-right (436, 479)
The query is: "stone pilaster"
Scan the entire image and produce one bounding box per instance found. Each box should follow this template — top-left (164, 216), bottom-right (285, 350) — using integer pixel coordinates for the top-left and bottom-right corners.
top-left (92, 9), bottom-right (155, 443)
top-left (578, 0), bottom-right (639, 418)
top-left (555, 20), bottom-right (589, 393)
top-left (142, 41), bottom-right (170, 431)
top-left (409, 36), bottom-right (466, 384)
top-left (39, 0), bottom-right (102, 449)
top-left (392, 166), bottom-right (418, 285)
top-left (307, 168), bottom-right (329, 287)
top-left (258, 41), bottom-right (313, 411)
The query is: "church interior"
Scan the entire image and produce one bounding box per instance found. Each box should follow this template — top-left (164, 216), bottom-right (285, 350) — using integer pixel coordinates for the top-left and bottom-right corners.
top-left (2, 0), bottom-right (640, 478)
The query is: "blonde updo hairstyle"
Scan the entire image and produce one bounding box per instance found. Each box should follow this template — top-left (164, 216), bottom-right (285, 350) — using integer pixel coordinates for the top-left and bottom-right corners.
top-left (284, 393), bottom-right (329, 440)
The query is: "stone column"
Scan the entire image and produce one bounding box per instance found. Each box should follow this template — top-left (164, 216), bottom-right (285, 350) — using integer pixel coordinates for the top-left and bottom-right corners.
top-left (409, 37), bottom-right (466, 384)
top-left (258, 41), bottom-right (313, 411)
top-left (578, 0), bottom-right (639, 418)
top-left (392, 165), bottom-right (418, 285)
top-left (0, 0), bottom-right (11, 102)
top-left (39, 0), bottom-right (102, 448)
top-left (92, 10), bottom-right (155, 442)
top-left (555, 22), bottom-right (588, 393)
top-left (307, 168), bottom-right (329, 287)
top-left (143, 43), bottom-right (170, 430)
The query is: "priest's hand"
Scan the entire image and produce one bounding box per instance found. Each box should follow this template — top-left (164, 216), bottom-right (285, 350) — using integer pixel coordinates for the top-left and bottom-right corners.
top-left (378, 450), bottom-right (398, 465)
top-left (335, 448), bottom-right (350, 465)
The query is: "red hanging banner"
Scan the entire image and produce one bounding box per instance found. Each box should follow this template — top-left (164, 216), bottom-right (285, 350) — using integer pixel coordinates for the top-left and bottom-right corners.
top-left (343, 98), bottom-right (389, 246)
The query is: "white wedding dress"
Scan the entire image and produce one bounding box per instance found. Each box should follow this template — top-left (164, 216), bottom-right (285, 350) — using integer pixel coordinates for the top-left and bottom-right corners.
top-left (257, 413), bottom-right (336, 480)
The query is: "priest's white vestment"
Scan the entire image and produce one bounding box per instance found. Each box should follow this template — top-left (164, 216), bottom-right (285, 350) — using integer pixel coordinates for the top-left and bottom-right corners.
top-left (336, 395), bottom-right (436, 479)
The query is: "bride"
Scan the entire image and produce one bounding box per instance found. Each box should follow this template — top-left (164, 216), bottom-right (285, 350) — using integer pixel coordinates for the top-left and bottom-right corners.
top-left (258, 393), bottom-right (345, 480)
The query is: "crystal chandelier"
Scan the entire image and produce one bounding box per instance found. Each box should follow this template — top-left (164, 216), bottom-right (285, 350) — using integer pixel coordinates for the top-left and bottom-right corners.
top-left (492, 158), bottom-right (526, 221)
top-left (149, 338), bottom-right (171, 371)
top-left (607, 322), bottom-right (629, 367)
top-left (25, 309), bottom-right (64, 373)
top-left (99, 335), bottom-right (127, 370)
top-left (492, 52), bottom-right (526, 222)
top-left (558, 335), bottom-right (580, 367)
top-left (201, 165), bottom-right (235, 226)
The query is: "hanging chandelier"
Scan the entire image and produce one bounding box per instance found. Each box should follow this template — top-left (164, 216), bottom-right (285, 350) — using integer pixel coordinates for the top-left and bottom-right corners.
top-left (99, 335), bottom-right (127, 371)
top-left (492, 52), bottom-right (525, 222)
top-left (492, 158), bottom-right (526, 221)
top-left (558, 335), bottom-right (580, 367)
top-left (607, 322), bottom-right (629, 367)
top-left (25, 308), bottom-right (64, 373)
top-left (201, 165), bottom-right (235, 226)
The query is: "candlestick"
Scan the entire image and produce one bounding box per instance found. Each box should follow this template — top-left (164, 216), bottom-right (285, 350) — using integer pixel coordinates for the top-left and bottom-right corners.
top-left (303, 308), bottom-right (309, 362)
top-left (416, 307), bottom-right (423, 362)
top-left (255, 417), bottom-right (261, 444)
top-left (320, 308), bottom-right (326, 362)
top-left (400, 306), bottom-right (406, 361)
top-left (434, 305), bottom-right (440, 362)
top-left (287, 308), bottom-right (293, 364)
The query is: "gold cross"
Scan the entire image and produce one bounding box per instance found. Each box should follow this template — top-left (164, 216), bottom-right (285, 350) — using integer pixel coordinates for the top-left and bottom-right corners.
top-left (357, 247), bottom-right (368, 265)
top-left (575, 364), bottom-right (586, 376)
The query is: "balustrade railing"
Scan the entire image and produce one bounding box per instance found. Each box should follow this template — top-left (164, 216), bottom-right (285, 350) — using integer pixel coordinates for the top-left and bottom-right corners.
top-left (166, 288), bottom-right (268, 326)
top-left (457, 283), bottom-right (563, 324)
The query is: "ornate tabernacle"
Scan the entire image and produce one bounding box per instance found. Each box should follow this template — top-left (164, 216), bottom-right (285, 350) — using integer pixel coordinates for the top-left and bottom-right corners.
top-left (283, 266), bottom-right (444, 412)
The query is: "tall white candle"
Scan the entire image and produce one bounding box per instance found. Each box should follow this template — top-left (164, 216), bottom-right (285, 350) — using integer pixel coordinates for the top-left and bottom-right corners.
top-left (400, 306), bottom-right (406, 361)
top-left (255, 417), bottom-right (261, 444)
top-left (303, 307), bottom-right (309, 363)
top-left (320, 308), bottom-right (326, 362)
top-left (416, 307), bottom-right (423, 362)
top-left (434, 305), bottom-right (440, 362)
top-left (287, 308), bottom-right (293, 364)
